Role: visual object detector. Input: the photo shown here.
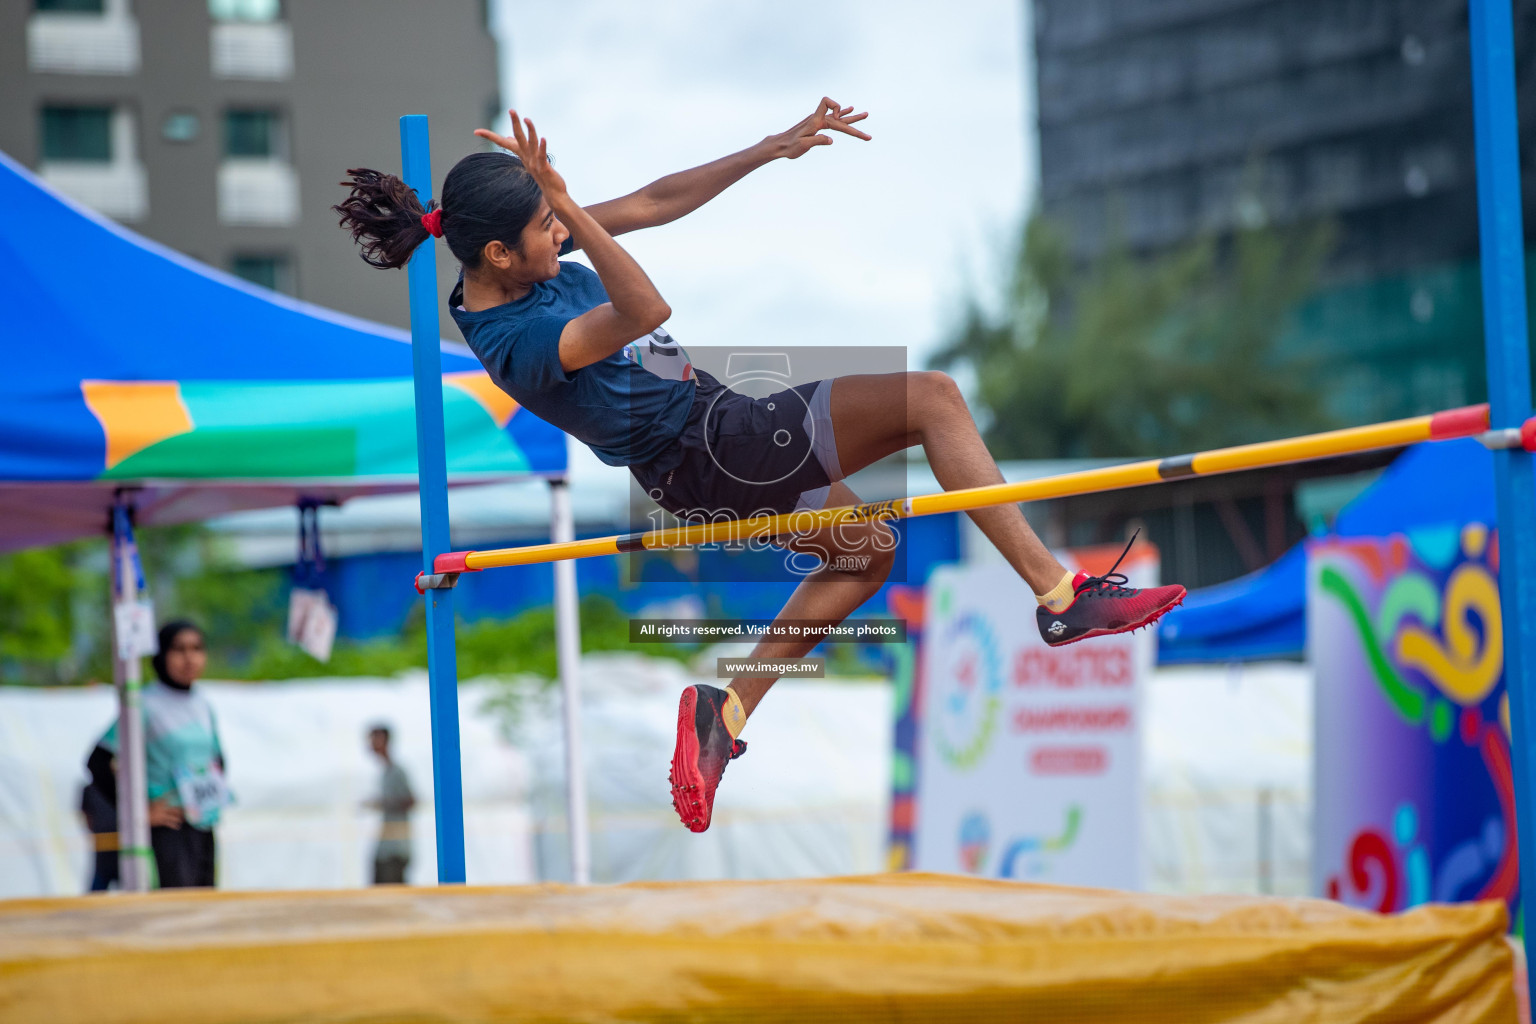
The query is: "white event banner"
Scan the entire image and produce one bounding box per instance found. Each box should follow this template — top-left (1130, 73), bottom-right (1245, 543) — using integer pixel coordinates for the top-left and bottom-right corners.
top-left (912, 545), bottom-right (1158, 888)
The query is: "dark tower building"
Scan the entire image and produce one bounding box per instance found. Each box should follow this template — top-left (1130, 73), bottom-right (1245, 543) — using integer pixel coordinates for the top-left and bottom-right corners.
top-left (1033, 0), bottom-right (1536, 424)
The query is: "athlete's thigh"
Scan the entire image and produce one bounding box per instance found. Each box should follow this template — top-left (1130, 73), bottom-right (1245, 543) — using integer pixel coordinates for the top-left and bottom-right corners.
top-left (826, 373), bottom-right (923, 479)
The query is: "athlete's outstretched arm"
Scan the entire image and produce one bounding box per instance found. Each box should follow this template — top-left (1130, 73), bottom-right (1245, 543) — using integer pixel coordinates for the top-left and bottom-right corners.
top-left (486, 113), bottom-right (671, 373)
top-left (577, 97), bottom-right (869, 239)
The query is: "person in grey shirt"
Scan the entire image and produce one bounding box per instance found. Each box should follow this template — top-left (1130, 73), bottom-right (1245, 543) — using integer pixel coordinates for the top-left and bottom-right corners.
top-left (366, 724), bottom-right (415, 884)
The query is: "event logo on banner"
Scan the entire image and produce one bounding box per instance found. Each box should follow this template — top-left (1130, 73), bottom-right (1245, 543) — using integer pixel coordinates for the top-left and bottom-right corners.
top-left (911, 545), bottom-right (1157, 888)
top-left (1311, 525), bottom-right (1519, 926)
top-left (932, 612), bottom-right (1004, 770)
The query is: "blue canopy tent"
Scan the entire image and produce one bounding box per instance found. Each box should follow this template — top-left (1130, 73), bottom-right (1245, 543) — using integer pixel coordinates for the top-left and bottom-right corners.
top-left (0, 149), bottom-right (569, 889)
top-left (0, 150), bottom-right (566, 550)
top-left (1158, 438), bottom-right (1505, 663)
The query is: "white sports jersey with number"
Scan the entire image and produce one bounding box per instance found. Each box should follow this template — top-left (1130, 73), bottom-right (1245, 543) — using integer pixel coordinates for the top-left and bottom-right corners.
top-left (622, 328), bottom-right (694, 382)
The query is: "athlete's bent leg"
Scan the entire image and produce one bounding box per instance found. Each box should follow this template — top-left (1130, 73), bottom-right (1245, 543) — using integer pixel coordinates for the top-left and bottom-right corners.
top-left (729, 480), bottom-right (896, 715)
top-left (827, 371), bottom-right (1068, 594)
top-left (825, 371), bottom-right (1185, 645)
top-left (670, 481), bottom-right (894, 832)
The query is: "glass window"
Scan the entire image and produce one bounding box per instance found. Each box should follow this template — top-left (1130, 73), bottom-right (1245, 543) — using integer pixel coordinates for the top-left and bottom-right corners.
top-left (208, 0), bottom-right (281, 22)
top-left (224, 109), bottom-right (280, 158)
top-left (231, 254), bottom-right (293, 294)
top-left (35, 0), bottom-right (107, 13)
top-left (162, 111), bottom-right (201, 143)
top-left (40, 106), bottom-right (113, 162)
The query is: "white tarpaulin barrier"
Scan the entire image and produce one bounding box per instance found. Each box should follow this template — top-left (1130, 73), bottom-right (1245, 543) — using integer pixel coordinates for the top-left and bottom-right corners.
top-left (1143, 662), bottom-right (1312, 896)
top-left (0, 655), bottom-right (1308, 898)
top-left (0, 655), bottom-right (892, 895)
top-left (513, 653), bottom-right (892, 883)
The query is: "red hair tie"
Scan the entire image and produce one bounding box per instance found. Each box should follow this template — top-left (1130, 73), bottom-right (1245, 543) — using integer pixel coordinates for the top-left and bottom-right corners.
top-left (420, 208), bottom-right (443, 238)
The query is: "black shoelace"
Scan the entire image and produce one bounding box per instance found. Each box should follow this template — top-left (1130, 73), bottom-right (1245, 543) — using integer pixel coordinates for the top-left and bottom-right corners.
top-left (1077, 529), bottom-right (1140, 596)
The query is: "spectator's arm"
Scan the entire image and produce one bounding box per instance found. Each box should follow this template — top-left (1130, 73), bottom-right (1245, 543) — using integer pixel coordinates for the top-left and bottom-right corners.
top-left (86, 745), bottom-right (117, 805)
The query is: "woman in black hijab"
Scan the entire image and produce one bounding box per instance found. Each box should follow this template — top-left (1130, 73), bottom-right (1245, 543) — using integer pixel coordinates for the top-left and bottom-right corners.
top-left (84, 620), bottom-right (227, 889)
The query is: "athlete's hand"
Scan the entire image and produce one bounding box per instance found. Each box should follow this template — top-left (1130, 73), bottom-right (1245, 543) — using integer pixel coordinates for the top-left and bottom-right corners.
top-left (475, 110), bottom-right (570, 198)
top-left (767, 97), bottom-right (871, 160)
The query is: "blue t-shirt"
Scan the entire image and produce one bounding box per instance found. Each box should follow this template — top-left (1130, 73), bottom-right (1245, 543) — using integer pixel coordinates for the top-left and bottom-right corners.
top-left (449, 261), bottom-right (695, 467)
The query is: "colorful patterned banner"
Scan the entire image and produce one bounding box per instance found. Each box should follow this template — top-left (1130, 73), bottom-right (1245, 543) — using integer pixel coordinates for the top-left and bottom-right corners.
top-left (1310, 526), bottom-right (1519, 928)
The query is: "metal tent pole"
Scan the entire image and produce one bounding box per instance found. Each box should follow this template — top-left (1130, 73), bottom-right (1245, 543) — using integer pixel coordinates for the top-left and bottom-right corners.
top-left (400, 114), bottom-right (466, 884)
top-left (109, 502), bottom-right (152, 891)
top-left (550, 477), bottom-right (591, 884)
top-left (1469, 0), bottom-right (1536, 977)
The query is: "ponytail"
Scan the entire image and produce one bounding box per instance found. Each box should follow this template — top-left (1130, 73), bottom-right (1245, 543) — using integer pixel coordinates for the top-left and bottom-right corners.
top-left (334, 168), bottom-right (435, 270)
top-left (335, 152), bottom-right (544, 273)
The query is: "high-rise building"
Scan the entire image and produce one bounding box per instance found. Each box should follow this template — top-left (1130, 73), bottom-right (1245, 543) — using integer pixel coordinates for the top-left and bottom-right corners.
top-left (1033, 0), bottom-right (1536, 424)
top-left (0, 0), bottom-right (501, 338)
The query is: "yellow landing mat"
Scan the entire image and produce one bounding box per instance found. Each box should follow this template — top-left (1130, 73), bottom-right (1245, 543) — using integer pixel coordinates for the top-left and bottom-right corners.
top-left (0, 873), bottom-right (1516, 1024)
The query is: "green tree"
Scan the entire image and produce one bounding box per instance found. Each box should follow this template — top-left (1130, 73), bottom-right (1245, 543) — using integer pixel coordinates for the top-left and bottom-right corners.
top-left (931, 212), bottom-right (1337, 459)
top-left (0, 520), bottom-right (692, 686)
top-left (0, 542), bottom-right (102, 684)
top-left (131, 523), bottom-right (289, 676)
top-left (1, 524), bottom-right (304, 684)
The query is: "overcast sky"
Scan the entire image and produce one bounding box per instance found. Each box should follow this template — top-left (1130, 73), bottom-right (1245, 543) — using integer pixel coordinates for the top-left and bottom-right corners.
top-left (218, 5), bottom-right (1039, 533)
top-left (492, 1), bottom-right (1036, 376)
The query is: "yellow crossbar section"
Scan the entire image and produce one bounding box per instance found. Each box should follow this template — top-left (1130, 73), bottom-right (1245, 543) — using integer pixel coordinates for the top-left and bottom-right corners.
top-left (0, 875), bottom-right (1514, 1024)
top-left (447, 404), bottom-right (1491, 574)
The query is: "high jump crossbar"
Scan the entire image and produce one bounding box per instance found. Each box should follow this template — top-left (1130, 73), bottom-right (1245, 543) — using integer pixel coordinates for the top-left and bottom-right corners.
top-left (415, 402), bottom-right (1535, 588)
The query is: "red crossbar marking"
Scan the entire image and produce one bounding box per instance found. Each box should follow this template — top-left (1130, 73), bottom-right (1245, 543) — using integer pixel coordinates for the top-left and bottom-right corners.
top-left (1428, 404), bottom-right (1491, 440)
top-left (434, 550), bottom-right (475, 574)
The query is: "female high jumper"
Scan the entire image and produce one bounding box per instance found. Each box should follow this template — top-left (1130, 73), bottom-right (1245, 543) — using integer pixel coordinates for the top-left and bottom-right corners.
top-left (335, 98), bottom-right (1185, 833)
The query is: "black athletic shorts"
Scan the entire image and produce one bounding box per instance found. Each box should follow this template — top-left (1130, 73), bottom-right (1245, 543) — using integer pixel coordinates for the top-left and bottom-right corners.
top-left (630, 369), bottom-right (844, 521)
